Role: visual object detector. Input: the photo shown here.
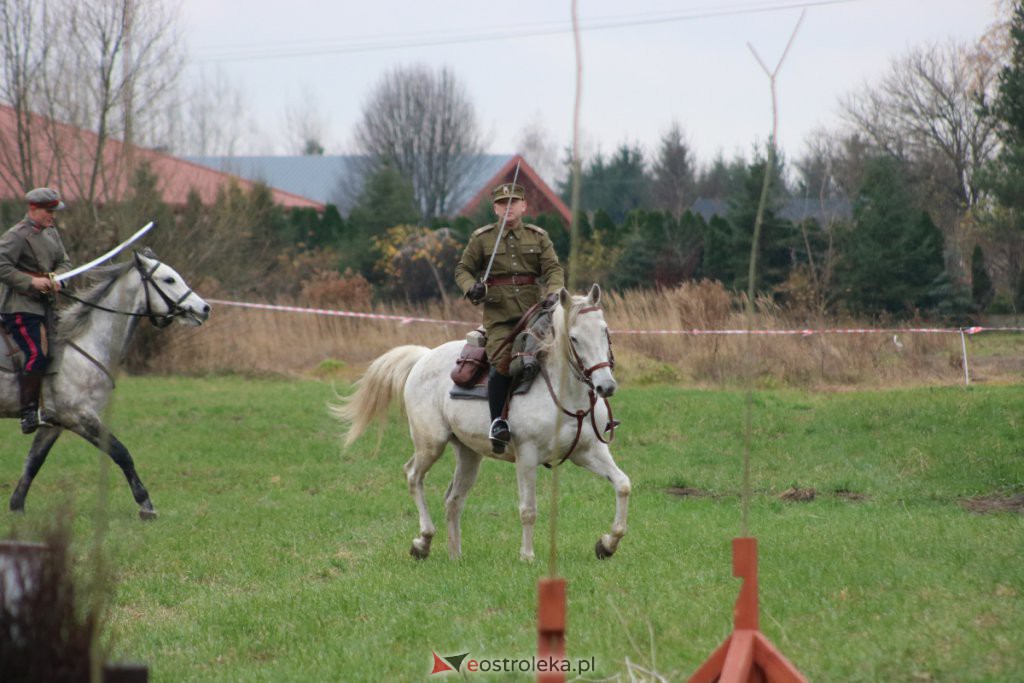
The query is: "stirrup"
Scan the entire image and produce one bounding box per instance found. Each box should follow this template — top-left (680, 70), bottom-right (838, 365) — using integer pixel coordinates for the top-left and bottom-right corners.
top-left (489, 418), bottom-right (511, 454)
top-left (20, 408), bottom-right (54, 435)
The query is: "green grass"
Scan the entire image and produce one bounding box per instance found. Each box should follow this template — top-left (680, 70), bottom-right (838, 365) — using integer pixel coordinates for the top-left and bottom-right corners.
top-left (2, 377), bottom-right (1023, 681)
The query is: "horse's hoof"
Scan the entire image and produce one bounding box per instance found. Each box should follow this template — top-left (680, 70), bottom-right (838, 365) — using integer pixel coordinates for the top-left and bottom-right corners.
top-left (138, 506), bottom-right (158, 521)
top-left (410, 540), bottom-right (430, 560)
top-left (595, 539), bottom-right (615, 560)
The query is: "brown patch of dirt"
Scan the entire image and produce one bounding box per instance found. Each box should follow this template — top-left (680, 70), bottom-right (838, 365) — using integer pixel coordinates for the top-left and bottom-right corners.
top-left (779, 487), bottom-right (817, 502)
top-left (960, 493), bottom-right (1024, 514)
top-left (665, 486), bottom-right (713, 498)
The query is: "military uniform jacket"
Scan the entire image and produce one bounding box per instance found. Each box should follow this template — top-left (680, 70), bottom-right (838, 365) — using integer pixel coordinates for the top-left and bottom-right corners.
top-left (0, 217), bottom-right (72, 315)
top-left (455, 221), bottom-right (564, 328)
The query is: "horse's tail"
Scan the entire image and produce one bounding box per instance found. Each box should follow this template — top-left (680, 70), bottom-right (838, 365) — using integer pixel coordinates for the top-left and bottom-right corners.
top-left (330, 345), bottom-right (430, 448)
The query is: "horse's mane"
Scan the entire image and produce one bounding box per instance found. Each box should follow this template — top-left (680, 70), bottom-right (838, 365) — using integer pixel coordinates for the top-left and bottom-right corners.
top-left (56, 261), bottom-right (135, 342)
top-left (538, 294), bottom-right (590, 357)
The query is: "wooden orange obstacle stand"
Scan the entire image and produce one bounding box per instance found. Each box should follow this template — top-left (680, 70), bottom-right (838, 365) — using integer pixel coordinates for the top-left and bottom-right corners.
top-left (689, 537), bottom-right (807, 683)
top-left (535, 539), bottom-right (805, 683)
top-left (537, 577), bottom-right (567, 683)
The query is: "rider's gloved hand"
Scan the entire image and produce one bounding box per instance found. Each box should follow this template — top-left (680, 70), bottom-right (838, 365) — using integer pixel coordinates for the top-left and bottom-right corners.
top-left (467, 282), bottom-right (487, 304)
top-left (542, 292), bottom-right (559, 308)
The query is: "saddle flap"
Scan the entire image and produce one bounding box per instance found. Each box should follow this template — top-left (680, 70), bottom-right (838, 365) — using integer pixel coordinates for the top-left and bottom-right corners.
top-left (0, 323), bottom-right (23, 373)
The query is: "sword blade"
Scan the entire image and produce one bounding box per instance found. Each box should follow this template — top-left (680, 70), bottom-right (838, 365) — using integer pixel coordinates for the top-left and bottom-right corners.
top-left (480, 160), bottom-right (522, 284)
top-left (56, 221), bottom-right (155, 283)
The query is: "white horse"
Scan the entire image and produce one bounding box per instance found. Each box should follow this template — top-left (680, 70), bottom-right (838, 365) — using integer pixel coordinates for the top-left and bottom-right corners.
top-left (1, 250), bottom-right (210, 518)
top-left (334, 284), bottom-right (630, 561)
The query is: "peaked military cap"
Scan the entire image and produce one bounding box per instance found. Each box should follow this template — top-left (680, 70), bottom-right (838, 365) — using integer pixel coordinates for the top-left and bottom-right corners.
top-left (491, 183), bottom-right (525, 202)
top-left (25, 187), bottom-right (65, 210)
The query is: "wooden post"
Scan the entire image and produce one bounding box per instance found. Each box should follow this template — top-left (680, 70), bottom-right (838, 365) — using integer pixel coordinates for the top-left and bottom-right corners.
top-left (0, 540), bottom-right (48, 613)
top-left (103, 662), bottom-right (149, 683)
top-left (2, 540), bottom-right (148, 682)
top-left (688, 538), bottom-right (807, 683)
top-left (537, 577), bottom-right (566, 683)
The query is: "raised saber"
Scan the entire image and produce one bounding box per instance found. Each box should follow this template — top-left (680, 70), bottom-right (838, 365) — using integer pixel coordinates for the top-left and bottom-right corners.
top-left (55, 220), bottom-right (156, 283)
top-left (480, 160), bottom-right (523, 286)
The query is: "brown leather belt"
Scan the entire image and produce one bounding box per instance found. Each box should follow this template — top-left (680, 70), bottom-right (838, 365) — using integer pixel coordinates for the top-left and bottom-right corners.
top-left (485, 275), bottom-right (536, 286)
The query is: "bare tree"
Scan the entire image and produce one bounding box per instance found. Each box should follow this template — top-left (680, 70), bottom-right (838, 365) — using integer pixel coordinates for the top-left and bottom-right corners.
top-left (0, 0), bottom-right (55, 195)
top-left (152, 66), bottom-right (248, 157)
top-left (840, 39), bottom-right (1002, 273)
top-left (516, 113), bottom-right (561, 187)
top-left (353, 64), bottom-right (484, 224)
top-left (651, 121), bottom-right (696, 218)
top-left (843, 40), bottom-right (1000, 209)
top-left (0, 0), bottom-right (178, 230)
top-left (282, 85), bottom-right (329, 155)
top-left (15, 0), bottom-right (183, 230)
top-left (796, 127), bottom-right (875, 200)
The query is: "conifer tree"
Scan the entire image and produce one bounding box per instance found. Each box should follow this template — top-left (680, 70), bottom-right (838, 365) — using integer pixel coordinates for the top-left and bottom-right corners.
top-left (835, 157), bottom-right (945, 315)
top-left (971, 244), bottom-right (995, 311)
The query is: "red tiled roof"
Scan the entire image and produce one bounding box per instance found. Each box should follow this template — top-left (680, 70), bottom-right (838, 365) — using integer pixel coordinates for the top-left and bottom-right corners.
top-left (0, 105), bottom-right (323, 210)
top-left (458, 154), bottom-right (571, 224)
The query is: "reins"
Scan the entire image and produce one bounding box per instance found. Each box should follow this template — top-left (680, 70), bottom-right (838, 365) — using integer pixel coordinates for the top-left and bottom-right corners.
top-left (536, 304), bottom-right (618, 466)
top-left (492, 300), bottom-right (544, 368)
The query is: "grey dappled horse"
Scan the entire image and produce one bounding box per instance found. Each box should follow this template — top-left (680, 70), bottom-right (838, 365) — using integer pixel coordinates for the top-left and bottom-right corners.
top-left (333, 284), bottom-right (630, 561)
top-left (1, 250), bottom-right (210, 518)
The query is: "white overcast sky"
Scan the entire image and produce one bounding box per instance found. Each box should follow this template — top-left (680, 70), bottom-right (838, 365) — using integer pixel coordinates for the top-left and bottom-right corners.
top-left (178, 0), bottom-right (1001, 172)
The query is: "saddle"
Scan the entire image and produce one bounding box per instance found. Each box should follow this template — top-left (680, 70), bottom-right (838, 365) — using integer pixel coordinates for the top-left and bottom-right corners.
top-left (448, 321), bottom-right (538, 401)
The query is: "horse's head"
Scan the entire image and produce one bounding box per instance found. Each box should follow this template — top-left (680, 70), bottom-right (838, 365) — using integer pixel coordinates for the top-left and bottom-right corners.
top-left (132, 249), bottom-right (211, 328)
top-left (558, 283), bottom-right (616, 398)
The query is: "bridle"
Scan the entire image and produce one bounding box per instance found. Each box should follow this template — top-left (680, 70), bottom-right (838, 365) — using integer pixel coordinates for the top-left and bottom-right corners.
top-left (539, 304), bottom-right (619, 466)
top-left (60, 252), bottom-right (195, 328)
top-left (565, 305), bottom-right (616, 384)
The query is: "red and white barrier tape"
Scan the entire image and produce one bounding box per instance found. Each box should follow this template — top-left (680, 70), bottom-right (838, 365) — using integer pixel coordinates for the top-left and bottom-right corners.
top-left (207, 299), bottom-right (1024, 336)
top-left (207, 298), bottom-right (475, 326)
top-left (610, 327), bottom-right (1011, 335)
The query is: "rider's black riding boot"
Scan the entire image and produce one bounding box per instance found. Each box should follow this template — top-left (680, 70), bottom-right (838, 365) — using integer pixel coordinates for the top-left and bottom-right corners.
top-left (487, 367), bottom-right (512, 454)
top-left (18, 372), bottom-right (52, 435)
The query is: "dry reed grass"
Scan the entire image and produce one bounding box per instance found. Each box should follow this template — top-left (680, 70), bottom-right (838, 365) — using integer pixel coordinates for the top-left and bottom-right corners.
top-left (150, 281), bottom-right (1003, 389)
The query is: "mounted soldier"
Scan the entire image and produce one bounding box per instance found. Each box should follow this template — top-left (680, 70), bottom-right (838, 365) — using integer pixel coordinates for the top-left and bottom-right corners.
top-left (455, 181), bottom-right (564, 453)
top-left (0, 187), bottom-right (73, 434)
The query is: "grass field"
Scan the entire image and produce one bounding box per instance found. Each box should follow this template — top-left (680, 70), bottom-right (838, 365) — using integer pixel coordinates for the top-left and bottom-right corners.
top-left (2, 376), bottom-right (1022, 681)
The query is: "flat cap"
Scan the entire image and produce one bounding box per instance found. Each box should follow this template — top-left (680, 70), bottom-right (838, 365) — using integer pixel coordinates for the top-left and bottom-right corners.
top-left (491, 183), bottom-right (525, 202)
top-left (25, 187), bottom-right (65, 210)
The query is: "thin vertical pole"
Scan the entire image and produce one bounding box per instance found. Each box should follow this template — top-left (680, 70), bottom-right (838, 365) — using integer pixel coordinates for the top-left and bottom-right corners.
top-left (960, 329), bottom-right (970, 386)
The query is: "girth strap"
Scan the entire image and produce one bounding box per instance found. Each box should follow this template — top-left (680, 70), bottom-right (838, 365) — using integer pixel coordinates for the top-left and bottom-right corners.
top-left (68, 342), bottom-right (116, 388)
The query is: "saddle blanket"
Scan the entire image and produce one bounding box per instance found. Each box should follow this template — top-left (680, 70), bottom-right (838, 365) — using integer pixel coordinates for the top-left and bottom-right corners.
top-left (449, 374), bottom-right (535, 400)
